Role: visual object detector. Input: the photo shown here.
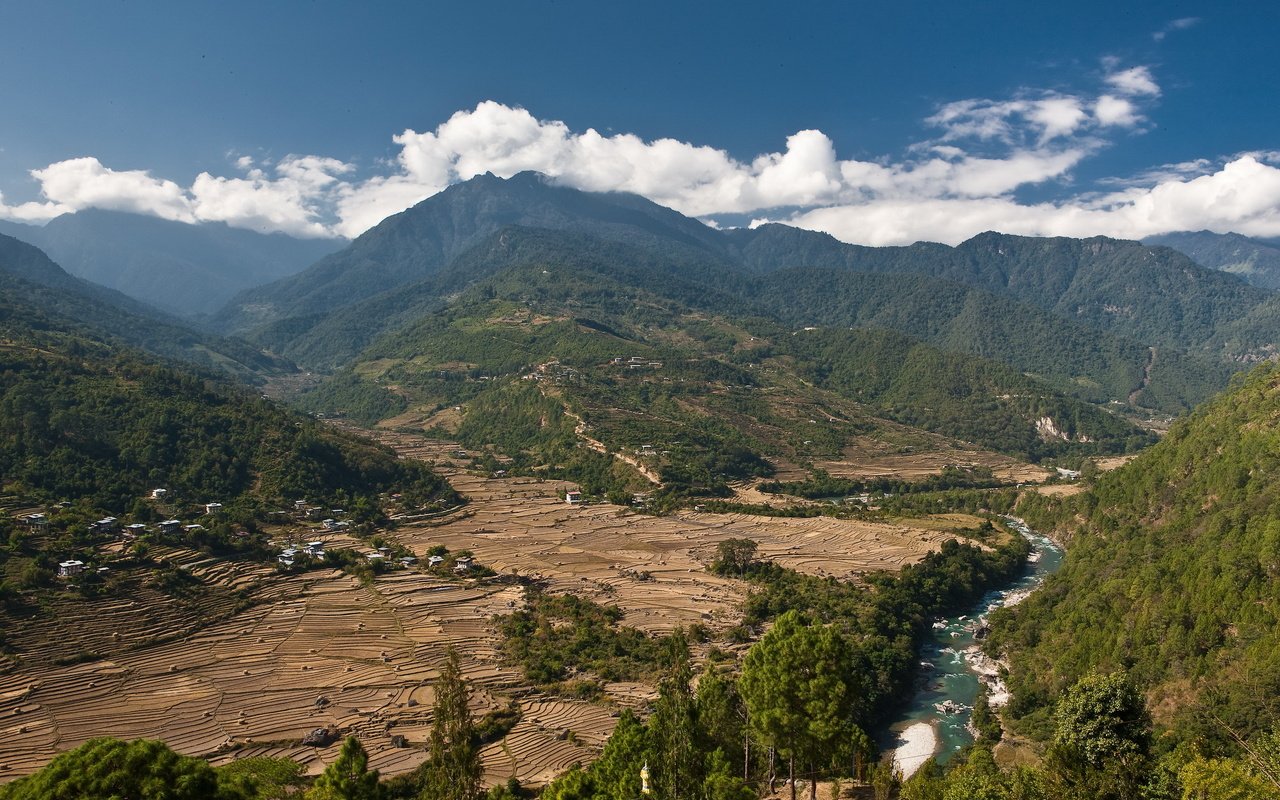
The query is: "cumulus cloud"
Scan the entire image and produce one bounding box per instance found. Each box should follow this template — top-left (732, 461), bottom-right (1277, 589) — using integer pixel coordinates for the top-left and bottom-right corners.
top-left (1106, 66), bottom-right (1160, 97)
top-left (7, 60), bottom-right (1280, 248)
top-left (33, 158), bottom-right (196, 222)
top-left (776, 155), bottom-right (1280, 246)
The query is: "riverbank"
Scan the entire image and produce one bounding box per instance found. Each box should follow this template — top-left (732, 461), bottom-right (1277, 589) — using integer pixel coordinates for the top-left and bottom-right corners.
top-left (891, 721), bottom-right (938, 778)
top-left (886, 518), bottom-right (1063, 774)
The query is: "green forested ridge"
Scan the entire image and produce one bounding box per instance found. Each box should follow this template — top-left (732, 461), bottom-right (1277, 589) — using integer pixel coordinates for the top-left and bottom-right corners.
top-left (989, 361), bottom-right (1280, 749)
top-left (216, 173), bottom-right (1269, 417)
top-left (750, 268), bottom-right (1231, 412)
top-left (294, 228), bottom-right (1153, 503)
top-left (214, 171), bottom-right (736, 332)
top-left (0, 233), bottom-right (292, 382)
top-left (1146, 229), bottom-right (1280, 291)
top-left (0, 299), bottom-right (456, 514)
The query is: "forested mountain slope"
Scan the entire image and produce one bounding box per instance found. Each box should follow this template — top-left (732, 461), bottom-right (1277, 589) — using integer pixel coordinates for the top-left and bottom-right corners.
top-left (0, 297), bottom-right (456, 513)
top-left (214, 171), bottom-right (734, 331)
top-left (0, 210), bottom-right (340, 316)
top-left (213, 173), bottom-right (1269, 415)
top-left (0, 234), bottom-right (292, 381)
top-left (1147, 229), bottom-right (1280, 291)
top-left (732, 225), bottom-right (1272, 357)
top-left (300, 227), bottom-right (1151, 496)
top-left (991, 361), bottom-right (1280, 745)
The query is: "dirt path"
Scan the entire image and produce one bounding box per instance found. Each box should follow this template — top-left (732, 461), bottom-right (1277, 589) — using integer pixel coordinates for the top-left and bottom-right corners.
top-left (562, 408), bottom-right (662, 485)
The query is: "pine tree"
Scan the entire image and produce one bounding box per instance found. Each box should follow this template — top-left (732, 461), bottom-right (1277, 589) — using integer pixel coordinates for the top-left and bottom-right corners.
top-left (740, 611), bottom-right (859, 800)
top-left (307, 736), bottom-right (380, 800)
top-left (648, 629), bottom-right (701, 800)
top-left (421, 648), bottom-right (482, 800)
top-left (589, 709), bottom-right (649, 799)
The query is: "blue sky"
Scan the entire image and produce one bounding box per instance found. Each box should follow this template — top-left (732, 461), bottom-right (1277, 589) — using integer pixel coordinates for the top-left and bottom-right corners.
top-left (1, 0), bottom-right (1277, 244)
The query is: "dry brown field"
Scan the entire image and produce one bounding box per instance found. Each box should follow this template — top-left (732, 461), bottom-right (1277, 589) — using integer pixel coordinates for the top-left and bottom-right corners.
top-left (0, 432), bottom-right (1028, 787)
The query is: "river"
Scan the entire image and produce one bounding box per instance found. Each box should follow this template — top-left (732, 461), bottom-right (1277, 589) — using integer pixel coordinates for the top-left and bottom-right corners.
top-left (887, 517), bottom-right (1063, 778)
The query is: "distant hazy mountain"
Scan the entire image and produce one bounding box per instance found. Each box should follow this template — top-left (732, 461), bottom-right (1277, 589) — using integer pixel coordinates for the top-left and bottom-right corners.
top-left (1144, 230), bottom-right (1280, 290)
top-left (0, 233), bottom-right (292, 381)
top-left (0, 210), bottom-right (341, 316)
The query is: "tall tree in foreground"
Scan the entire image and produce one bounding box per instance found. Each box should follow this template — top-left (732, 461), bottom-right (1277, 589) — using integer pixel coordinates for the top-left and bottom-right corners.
top-left (308, 736), bottom-right (380, 800)
top-left (648, 629), bottom-right (701, 800)
top-left (740, 611), bottom-right (859, 800)
top-left (1045, 672), bottom-right (1151, 800)
top-left (422, 648), bottom-right (483, 800)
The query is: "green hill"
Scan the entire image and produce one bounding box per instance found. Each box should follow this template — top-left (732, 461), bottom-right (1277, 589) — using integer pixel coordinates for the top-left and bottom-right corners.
top-left (214, 174), bottom-right (1261, 415)
top-left (1146, 230), bottom-right (1280, 291)
top-left (0, 233), bottom-right (293, 382)
top-left (990, 361), bottom-right (1280, 745)
top-left (0, 210), bottom-right (340, 316)
top-left (0, 297), bottom-right (456, 514)
top-left (299, 229), bottom-right (1152, 502)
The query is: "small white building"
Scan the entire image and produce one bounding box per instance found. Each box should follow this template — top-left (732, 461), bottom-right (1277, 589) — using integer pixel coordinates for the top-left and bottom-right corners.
top-left (304, 541), bottom-right (326, 557)
top-left (366, 552), bottom-right (385, 563)
top-left (21, 513), bottom-right (48, 528)
top-left (151, 488), bottom-right (168, 500)
top-left (205, 502), bottom-right (223, 515)
top-left (427, 555), bottom-right (446, 567)
top-left (159, 519), bottom-right (181, 535)
top-left (453, 557), bottom-right (473, 573)
top-left (565, 490), bottom-right (582, 505)
top-left (399, 556), bottom-right (418, 566)
top-left (278, 548), bottom-right (299, 566)
top-left (58, 560), bottom-right (86, 578)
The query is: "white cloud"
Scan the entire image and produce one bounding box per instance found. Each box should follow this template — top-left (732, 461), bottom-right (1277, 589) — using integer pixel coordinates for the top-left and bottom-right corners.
top-left (0, 191), bottom-right (69, 223)
top-left (9, 61), bottom-right (1280, 249)
top-left (776, 155), bottom-right (1280, 245)
top-left (33, 157), bottom-right (196, 222)
top-left (1153, 16), bottom-right (1200, 41)
top-left (1094, 95), bottom-right (1141, 127)
top-left (1106, 66), bottom-right (1160, 97)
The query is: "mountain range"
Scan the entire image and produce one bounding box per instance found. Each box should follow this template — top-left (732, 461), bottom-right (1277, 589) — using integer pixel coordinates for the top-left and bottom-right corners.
top-left (0, 233), bottom-right (292, 381)
top-left (1145, 229), bottom-right (1280, 290)
top-left (0, 210), bottom-right (340, 316)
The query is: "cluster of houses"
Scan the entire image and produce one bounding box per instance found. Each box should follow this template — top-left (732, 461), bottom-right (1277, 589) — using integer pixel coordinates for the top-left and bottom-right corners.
top-left (524, 360), bottom-right (582, 384)
top-left (611, 355), bottom-right (664, 370)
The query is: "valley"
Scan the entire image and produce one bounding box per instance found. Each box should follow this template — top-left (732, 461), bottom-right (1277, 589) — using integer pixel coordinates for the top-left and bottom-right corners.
top-left (0, 429), bottom-right (1004, 786)
top-left (4, 172), bottom-right (1280, 799)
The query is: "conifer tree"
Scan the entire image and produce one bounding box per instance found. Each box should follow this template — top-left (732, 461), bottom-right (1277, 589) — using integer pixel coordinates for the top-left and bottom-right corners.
top-left (648, 629), bottom-right (700, 800)
top-left (422, 648), bottom-right (482, 800)
top-left (308, 736), bottom-right (380, 800)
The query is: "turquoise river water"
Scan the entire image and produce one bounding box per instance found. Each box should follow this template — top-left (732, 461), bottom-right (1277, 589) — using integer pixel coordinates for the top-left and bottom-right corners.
top-left (887, 517), bottom-right (1063, 777)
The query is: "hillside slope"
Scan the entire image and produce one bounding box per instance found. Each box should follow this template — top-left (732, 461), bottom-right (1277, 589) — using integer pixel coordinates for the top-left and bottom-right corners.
top-left (299, 228), bottom-right (1152, 497)
top-left (991, 362), bottom-right (1280, 744)
top-left (214, 171), bottom-right (734, 331)
top-left (1, 210), bottom-right (342, 316)
top-left (1146, 230), bottom-right (1280, 291)
top-left (0, 296), bottom-right (456, 513)
top-left (0, 233), bottom-right (292, 381)
top-left (215, 174), bottom-right (1262, 414)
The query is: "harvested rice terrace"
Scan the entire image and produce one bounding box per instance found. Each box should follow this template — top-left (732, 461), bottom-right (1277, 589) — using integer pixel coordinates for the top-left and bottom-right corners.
top-left (0, 429), bottom-right (988, 786)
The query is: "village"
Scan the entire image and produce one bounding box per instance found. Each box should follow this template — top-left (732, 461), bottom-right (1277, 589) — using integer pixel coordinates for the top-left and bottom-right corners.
top-left (0, 431), bottom-right (990, 786)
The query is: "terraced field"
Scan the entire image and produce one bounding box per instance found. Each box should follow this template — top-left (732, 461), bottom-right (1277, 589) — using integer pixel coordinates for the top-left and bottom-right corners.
top-left (0, 430), bottom-right (1009, 786)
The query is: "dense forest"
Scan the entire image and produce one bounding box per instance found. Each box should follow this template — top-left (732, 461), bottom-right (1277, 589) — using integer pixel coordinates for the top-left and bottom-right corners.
top-left (989, 362), bottom-right (1280, 747)
top-left (0, 301), bottom-right (456, 514)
